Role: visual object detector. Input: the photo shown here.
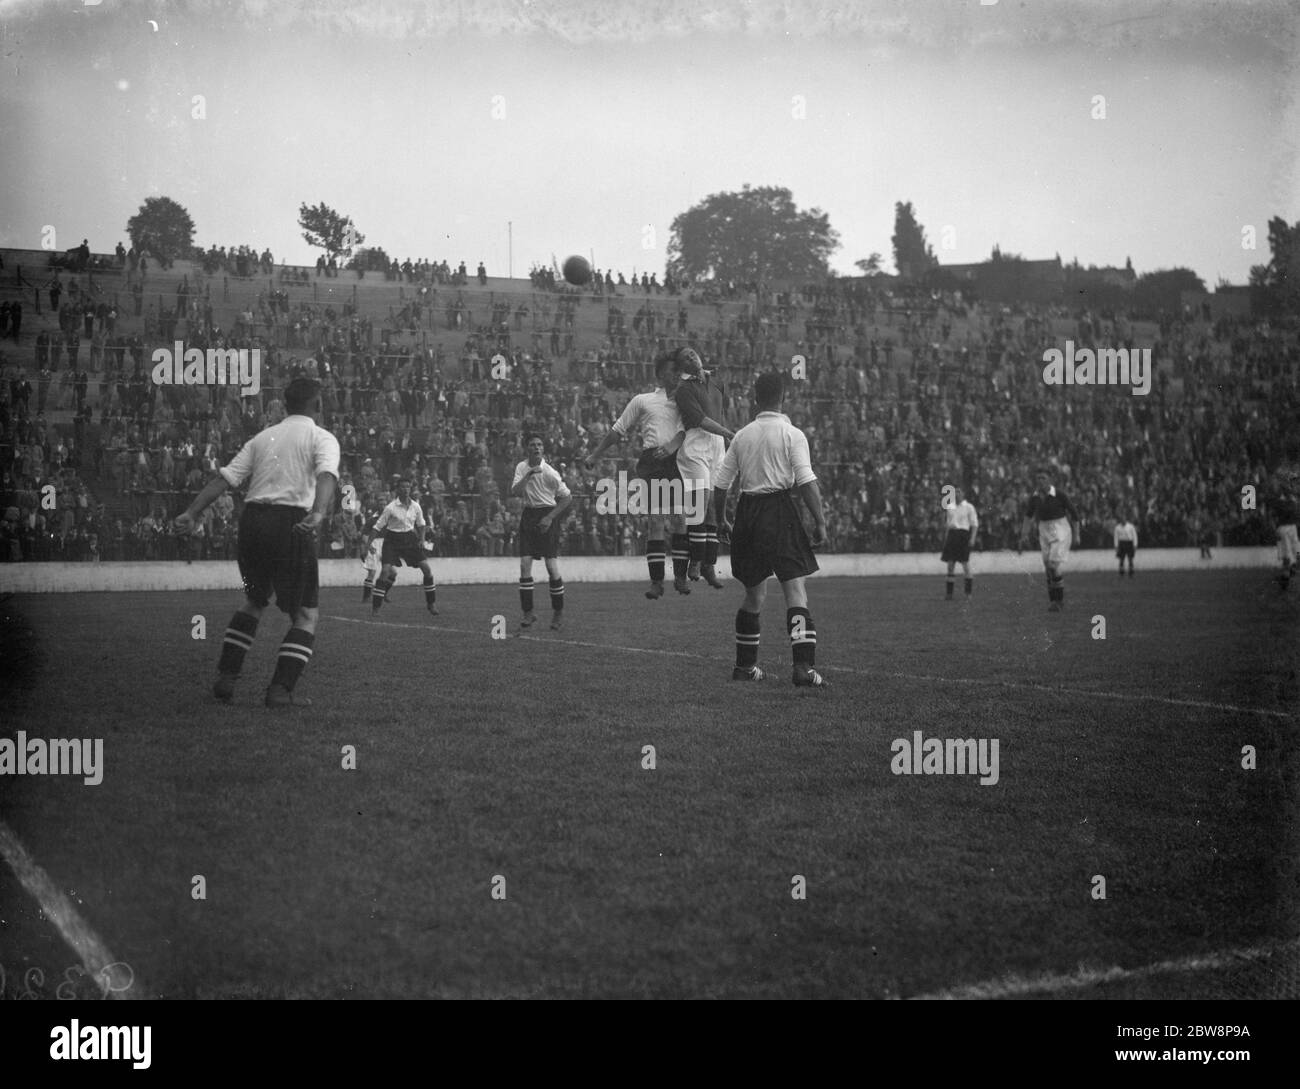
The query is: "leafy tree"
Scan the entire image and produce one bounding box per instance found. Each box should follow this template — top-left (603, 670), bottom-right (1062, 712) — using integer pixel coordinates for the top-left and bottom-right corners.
top-left (854, 253), bottom-right (884, 276)
top-left (125, 196), bottom-right (196, 263)
top-left (666, 185), bottom-right (839, 285)
top-left (1133, 268), bottom-right (1205, 315)
top-left (299, 202), bottom-right (364, 262)
top-left (1248, 216), bottom-right (1300, 316)
top-left (891, 201), bottom-right (937, 281)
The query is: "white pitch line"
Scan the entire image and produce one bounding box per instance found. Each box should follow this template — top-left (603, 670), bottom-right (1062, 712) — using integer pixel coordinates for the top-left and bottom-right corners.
top-left (327, 615), bottom-right (1295, 719)
top-left (909, 936), bottom-right (1300, 1000)
top-left (0, 818), bottom-right (136, 999)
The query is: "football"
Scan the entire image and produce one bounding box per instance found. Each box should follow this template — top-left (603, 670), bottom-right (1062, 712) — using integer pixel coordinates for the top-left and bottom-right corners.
top-left (562, 254), bottom-right (592, 285)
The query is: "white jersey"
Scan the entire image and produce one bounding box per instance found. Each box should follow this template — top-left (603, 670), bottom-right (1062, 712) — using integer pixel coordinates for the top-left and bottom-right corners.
top-left (612, 387), bottom-right (682, 450)
top-left (946, 500), bottom-right (979, 532)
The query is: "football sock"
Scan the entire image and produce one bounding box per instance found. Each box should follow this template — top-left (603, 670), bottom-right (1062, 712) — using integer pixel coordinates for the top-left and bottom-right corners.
top-left (964, 577), bottom-right (973, 596)
top-left (549, 577), bottom-right (564, 612)
top-left (688, 528), bottom-right (707, 565)
top-left (372, 575), bottom-right (393, 611)
top-left (788, 607), bottom-right (816, 667)
top-left (519, 576), bottom-right (535, 613)
top-left (646, 539), bottom-right (666, 583)
top-left (671, 533), bottom-right (690, 578)
top-left (362, 576), bottom-right (373, 601)
top-left (735, 608), bottom-right (760, 668)
top-left (270, 628), bottom-right (314, 691)
top-left (218, 611), bottom-right (258, 675)
top-left (945, 577), bottom-right (954, 599)
top-left (703, 524), bottom-right (719, 567)
top-left (423, 572), bottom-right (436, 609)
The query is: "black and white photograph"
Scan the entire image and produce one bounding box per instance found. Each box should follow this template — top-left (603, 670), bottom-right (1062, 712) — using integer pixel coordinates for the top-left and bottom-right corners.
top-left (0, 0), bottom-right (1295, 1058)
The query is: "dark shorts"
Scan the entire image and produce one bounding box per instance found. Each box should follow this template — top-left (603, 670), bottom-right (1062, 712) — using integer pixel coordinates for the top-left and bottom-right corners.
top-left (635, 448), bottom-right (682, 485)
top-left (520, 506), bottom-right (561, 559)
top-left (237, 503), bottom-right (318, 615)
top-left (729, 490), bottom-right (819, 589)
top-left (381, 530), bottom-right (426, 568)
top-left (941, 528), bottom-right (972, 564)
top-left (634, 449), bottom-right (683, 514)
top-left (1116, 540), bottom-right (1136, 560)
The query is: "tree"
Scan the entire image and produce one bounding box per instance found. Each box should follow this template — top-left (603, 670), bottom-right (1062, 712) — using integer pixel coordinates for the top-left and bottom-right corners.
top-left (666, 185), bottom-right (839, 286)
top-left (855, 253), bottom-right (885, 276)
top-left (891, 201), bottom-right (937, 281)
top-left (126, 196), bottom-right (196, 264)
top-left (299, 202), bottom-right (364, 263)
top-left (1248, 216), bottom-right (1300, 317)
top-left (1133, 268), bottom-right (1205, 315)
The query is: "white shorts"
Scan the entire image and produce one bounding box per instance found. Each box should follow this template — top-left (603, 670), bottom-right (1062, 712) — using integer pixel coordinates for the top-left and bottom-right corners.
top-left (1038, 517), bottom-right (1072, 566)
top-left (677, 432), bottom-right (725, 485)
top-left (1278, 524), bottom-right (1298, 566)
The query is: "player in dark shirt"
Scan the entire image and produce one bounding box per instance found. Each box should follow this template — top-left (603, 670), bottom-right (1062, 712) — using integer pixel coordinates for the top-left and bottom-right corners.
top-left (1269, 470), bottom-right (1298, 591)
top-left (673, 348), bottom-right (734, 589)
top-left (1021, 469), bottom-right (1080, 612)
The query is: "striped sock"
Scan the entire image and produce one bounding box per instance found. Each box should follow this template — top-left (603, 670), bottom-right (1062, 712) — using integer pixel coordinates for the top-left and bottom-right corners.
top-left (703, 524), bottom-right (719, 566)
top-left (423, 573), bottom-right (436, 609)
top-left (788, 607), bottom-right (816, 667)
top-left (362, 575), bottom-right (373, 601)
top-left (519, 576), bottom-right (534, 613)
top-left (217, 611), bottom-right (258, 675)
top-left (945, 577), bottom-right (954, 598)
top-left (271, 628), bottom-right (315, 691)
top-left (646, 539), bottom-right (666, 583)
top-left (549, 577), bottom-right (565, 612)
top-left (671, 533), bottom-right (690, 578)
top-left (735, 608), bottom-right (760, 668)
top-left (372, 576), bottom-right (392, 611)
top-left (688, 528), bottom-right (707, 565)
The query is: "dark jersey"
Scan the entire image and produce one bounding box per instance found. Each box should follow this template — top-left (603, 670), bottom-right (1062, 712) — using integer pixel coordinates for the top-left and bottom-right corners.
top-left (1271, 491), bottom-right (1298, 525)
top-left (674, 376), bottom-right (723, 431)
top-left (1026, 488), bottom-right (1078, 523)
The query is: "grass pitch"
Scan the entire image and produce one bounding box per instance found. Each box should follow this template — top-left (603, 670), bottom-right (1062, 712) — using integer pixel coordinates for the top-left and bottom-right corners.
top-left (1, 568), bottom-right (1296, 999)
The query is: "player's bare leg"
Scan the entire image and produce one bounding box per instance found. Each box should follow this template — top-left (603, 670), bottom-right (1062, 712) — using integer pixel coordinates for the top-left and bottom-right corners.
top-left (266, 604), bottom-right (318, 708)
top-left (780, 576), bottom-right (827, 688)
top-left (214, 598), bottom-right (264, 701)
top-left (545, 556), bottom-right (565, 629)
top-left (518, 556), bottom-right (538, 629)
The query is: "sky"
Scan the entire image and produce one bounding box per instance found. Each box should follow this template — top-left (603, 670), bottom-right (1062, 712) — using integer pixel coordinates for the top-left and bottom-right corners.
top-left (0, 0), bottom-right (1296, 287)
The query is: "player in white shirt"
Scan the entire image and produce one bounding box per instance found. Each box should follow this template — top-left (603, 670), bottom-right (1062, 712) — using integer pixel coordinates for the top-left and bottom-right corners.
top-left (365, 479), bottom-right (438, 614)
top-left (173, 377), bottom-right (339, 708)
top-left (713, 372), bottom-right (828, 687)
top-left (511, 434), bottom-right (573, 631)
top-left (940, 488), bottom-right (979, 599)
top-left (584, 353), bottom-right (687, 599)
top-left (1113, 516), bottom-right (1138, 578)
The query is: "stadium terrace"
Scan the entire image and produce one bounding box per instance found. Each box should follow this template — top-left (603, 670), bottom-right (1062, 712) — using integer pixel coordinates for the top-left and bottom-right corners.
top-left (150, 343), bottom-right (261, 397)
top-left (1041, 342), bottom-right (1152, 396)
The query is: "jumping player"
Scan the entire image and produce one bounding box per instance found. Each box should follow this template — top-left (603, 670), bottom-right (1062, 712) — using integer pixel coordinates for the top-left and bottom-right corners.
top-left (365, 479), bottom-right (438, 615)
top-left (1021, 468), bottom-right (1080, 612)
top-left (584, 352), bottom-right (687, 599)
top-left (714, 371), bottom-right (828, 687)
top-left (674, 347), bottom-right (734, 590)
top-left (940, 487), bottom-right (979, 599)
top-left (512, 434), bottom-right (572, 630)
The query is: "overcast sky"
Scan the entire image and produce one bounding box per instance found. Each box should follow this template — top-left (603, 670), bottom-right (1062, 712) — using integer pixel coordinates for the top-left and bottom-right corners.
top-left (1, 0), bottom-right (1296, 286)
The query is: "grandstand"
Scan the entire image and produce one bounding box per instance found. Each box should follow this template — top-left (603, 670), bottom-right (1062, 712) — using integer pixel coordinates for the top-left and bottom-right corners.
top-left (1, 243), bottom-right (1296, 566)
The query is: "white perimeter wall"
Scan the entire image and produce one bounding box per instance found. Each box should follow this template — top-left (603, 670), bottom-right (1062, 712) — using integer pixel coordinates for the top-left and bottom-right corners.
top-left (0, 548), bottom-right (1278, 594)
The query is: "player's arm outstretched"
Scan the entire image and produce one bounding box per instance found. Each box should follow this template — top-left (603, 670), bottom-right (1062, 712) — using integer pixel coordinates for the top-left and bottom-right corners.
top-left (174, 474), bottom-right (231, 534)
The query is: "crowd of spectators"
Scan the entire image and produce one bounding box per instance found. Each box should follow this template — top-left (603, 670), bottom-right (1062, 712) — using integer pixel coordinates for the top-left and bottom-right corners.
top-left (2, 256), bottom-right (1296, 564)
